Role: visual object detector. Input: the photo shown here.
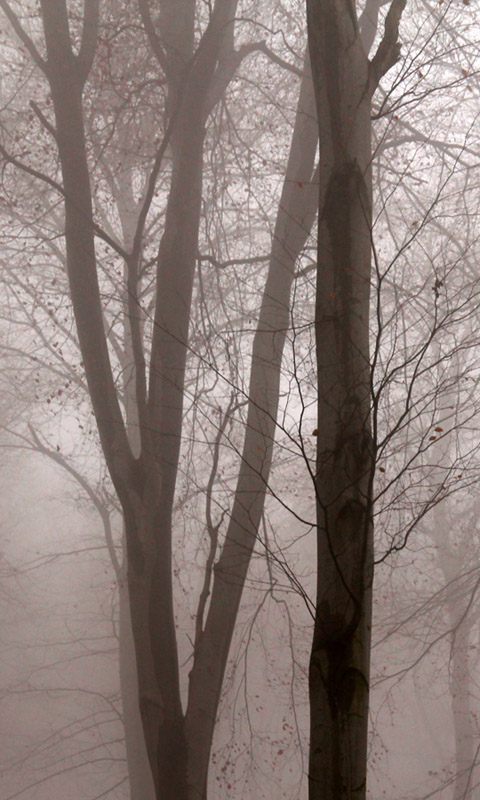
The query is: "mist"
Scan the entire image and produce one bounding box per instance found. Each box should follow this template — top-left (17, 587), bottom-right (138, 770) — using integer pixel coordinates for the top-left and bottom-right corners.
top-left (1, 1), bottom-right (479, 799)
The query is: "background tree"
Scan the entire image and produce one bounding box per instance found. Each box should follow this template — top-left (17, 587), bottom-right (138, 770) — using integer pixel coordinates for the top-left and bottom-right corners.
top-left (0, 1), bottom-right (317, 797)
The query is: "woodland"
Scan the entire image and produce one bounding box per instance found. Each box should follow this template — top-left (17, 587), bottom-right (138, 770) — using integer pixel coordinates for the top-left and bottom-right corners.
top-left (0, 1), bottom-right (479, 799)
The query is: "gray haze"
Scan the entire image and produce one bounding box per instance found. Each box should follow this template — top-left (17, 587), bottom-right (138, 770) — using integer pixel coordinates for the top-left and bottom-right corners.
top-left (0, 1), bottom-right (479, 799)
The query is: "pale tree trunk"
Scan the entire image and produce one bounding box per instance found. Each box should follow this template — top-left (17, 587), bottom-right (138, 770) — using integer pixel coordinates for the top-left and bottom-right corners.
top-left (437, 538), bottom-right (475, 800)
top-left (184, 51), bottom-right (319, 799)
top-left (450, 615), bottom-right (475, 800)
top-left (306, 1), bottom-right (405, 798)
top-left (427, 373), bottom-right (476, 800)
top-left (116, 161), bottom-right (155, 800)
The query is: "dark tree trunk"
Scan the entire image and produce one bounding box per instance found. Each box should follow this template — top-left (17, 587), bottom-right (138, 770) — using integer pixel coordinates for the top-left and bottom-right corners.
top-left (306, 1), bottom-right (405, 797)
top-left (118, 576), bottom-right (156, 800)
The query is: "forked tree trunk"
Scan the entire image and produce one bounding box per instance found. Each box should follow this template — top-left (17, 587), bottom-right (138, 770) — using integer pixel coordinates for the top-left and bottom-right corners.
top-left (306, 1), bottom-right (405, 797)
top-left (29, 5), bottom-right (319, 798)
top-left (32, 3), bottom-right (215, 795)
top-left (5, 0), bottom-right (353, 796)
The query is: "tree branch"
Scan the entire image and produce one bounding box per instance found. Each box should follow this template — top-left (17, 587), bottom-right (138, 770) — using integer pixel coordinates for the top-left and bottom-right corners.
top-left (77, 0), bottom-right (100, 82)
top-left (369, 0), bottom-right (407, 90)
top-left (255, 40), bottom-right (304, 78)
top-left (29, 100), bottom-right (58, 141)
top-left (137, 0), bottom-right (168, 74)
top-left (0, 0), bottom-right (47, 73)
top-left (27, 425), bottom-right (122, 578)
top-left (0, 144), bottom-right (129, 260)
top-left (359, 0), bottom-right (391, 55)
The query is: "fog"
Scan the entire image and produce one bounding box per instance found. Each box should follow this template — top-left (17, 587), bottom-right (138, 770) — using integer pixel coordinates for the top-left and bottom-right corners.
top-left (0, 1), bottom-right (479, 799)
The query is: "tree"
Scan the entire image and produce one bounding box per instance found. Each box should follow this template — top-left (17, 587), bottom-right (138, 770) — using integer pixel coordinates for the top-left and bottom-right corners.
top-left (0, 2), bottom-right (317, 797)
top-left (305, 1), bottom-right (405, 797)
top-left (305, 0), bottom-right (480, 796)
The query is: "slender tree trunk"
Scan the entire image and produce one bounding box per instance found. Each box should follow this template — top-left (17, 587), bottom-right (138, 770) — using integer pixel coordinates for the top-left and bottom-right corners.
top-left (124, 485), bottom-right (189, 800)
top-left (184, 53), bottom-right (319, 800)
top-left (115, 168), bottom-right (156, 800)
top-left (450, 631), bottom-right (475, 800)
top-left (437, 545), bottom-right (475, 800)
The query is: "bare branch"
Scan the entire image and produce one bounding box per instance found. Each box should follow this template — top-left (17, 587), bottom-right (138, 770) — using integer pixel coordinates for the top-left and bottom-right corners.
top-left (29, 100), bottom-right (58, 141)
top-left (255, 40), bottom-right (304, 78)
top-left (137, 0), bottom-right (168, 74)
top-left (206, 39), bottom-right (302, 112)
top-left (77, 0), bottom-right (100, 81)
top-left (0, 144), bottom-right (129, 260)
top-left (0, 0), bottom-right (47, 72)
top-left (27, 425), bottom-right (122, 578)
top-left (369, 0), bottom-right (407, 90)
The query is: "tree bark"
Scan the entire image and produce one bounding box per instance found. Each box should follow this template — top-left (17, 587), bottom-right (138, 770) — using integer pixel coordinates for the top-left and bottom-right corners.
top-left (306, 1), bottom-right (405, 797)
top-left (118, 574), bottom-right (156, 800)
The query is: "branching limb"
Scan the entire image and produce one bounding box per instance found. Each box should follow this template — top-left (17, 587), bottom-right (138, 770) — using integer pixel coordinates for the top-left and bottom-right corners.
top-left (27, 425), bottom-right (122, 578)
top-left (29, 100), bottom-right (58, 141)
top-left (369, 0), bottom-right (407, 91)
top-left (77, 0), bottom-right (100, 82)
top-left (0, 0), bottom-right (47, 72)
top-left (0, 143), bottom-right (129, 260)
top-left (137, 0), bottom-right (168, 74)
top-left (207, 39), bottom-right (302, 112)
top-left (194, 394), bottom-right (237, 650)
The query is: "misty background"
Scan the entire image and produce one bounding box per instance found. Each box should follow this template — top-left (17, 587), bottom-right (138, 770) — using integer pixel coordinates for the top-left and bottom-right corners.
top-left (0, 1), bottom-right (480, 799)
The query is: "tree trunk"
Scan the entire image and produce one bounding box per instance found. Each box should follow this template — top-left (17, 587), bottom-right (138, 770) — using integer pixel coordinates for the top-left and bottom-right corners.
top-left (184, 52), bottom-right (319, 800)
top-left (123, 483), bottom-right (188, 800)
top-left (306, 1), bottom-right (405, 795)
top-left (118, 575), bottom-right (156, 800)
top-left (437, 545), bottom-right (475, 800)
top-left (307, 4), bottom-right (373, 799)
top-left (450, 632), bottom-right (475, 800)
